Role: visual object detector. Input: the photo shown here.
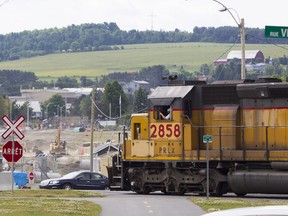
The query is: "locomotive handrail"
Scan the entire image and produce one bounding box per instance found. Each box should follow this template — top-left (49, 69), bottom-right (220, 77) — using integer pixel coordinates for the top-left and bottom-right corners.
top-left (183, 115), bottom-right (288, 161)
top-left (183, 115), bottom-right (288, 128)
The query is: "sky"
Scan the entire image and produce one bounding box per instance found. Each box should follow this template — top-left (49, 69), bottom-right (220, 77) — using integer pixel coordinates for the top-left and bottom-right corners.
top-left (0, 0), bottom-right (287, 34)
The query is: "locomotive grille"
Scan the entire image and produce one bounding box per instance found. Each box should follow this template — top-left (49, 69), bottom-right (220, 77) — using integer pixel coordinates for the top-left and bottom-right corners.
top-left (202, 85), bottom-right (239, 105)
top-left (269, 87), bottom-right (288, 98)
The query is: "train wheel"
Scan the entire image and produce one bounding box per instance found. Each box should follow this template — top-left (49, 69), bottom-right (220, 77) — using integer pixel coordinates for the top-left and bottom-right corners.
top-left (177, 187), bottom-right (186, 196)
top-left (210, 182), bottom-right (225, 197)
top-left (235, 192), bottom-right (247, 197)
top-left (143, 186), bottom-right (151, 194)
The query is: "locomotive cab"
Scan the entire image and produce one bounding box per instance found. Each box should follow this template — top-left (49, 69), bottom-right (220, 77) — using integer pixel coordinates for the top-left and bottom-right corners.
top-left (147, 85), bottom-right (194, 160)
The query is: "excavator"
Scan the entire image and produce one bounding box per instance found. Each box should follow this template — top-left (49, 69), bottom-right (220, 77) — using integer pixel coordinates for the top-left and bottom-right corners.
top-left (50, 128), bottom-right (67, 155)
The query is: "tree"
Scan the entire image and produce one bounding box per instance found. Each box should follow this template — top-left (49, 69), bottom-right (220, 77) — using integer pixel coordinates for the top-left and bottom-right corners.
top-left (43, 94), bottom-right (65, 118)
top-left (0, 70), bottom-right (37, 95)
top-left (55, 76), bottom-right (79, 88)
top-left (214, 59), bottom-right (241, 80)
top-left (70, 41), bottom-right (80, 52)
top-left (10, 101), bottom-right (33, 123)
top-left (70, 95), bottom-right (86, 116)
top-left (79, 95), bottom-right (91, 118)
top-left (200, 64), bottom-right (211, 76)
top-left (61, 41), bottom-right (70, 52)
top-left (80, 76), bottom-right (94, 87)
top-left (133, 88), bottom-right (148, 113)
top-left (102, 81), bottom-right (128, 118)
top-left (0, 96), bottom-right (8, 121)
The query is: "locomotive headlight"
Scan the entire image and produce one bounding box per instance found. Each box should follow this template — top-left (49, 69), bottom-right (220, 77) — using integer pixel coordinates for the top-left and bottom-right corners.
top-left (131, 181), bottom-right (135, 186)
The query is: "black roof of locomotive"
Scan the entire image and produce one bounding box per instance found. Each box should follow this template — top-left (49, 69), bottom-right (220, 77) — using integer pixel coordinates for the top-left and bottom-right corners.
top-left (161, 77), bottom-right (288, 100)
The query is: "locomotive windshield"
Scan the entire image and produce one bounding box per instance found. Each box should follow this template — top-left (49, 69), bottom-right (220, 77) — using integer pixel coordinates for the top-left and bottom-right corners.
top-left (158, 105), bottom-right (172, 120)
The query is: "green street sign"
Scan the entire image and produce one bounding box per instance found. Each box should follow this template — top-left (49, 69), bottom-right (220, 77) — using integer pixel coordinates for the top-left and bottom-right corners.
top-left (203, 135), bottom-right (212, 143)
top-left (265, 25), bottom-right (288, 38)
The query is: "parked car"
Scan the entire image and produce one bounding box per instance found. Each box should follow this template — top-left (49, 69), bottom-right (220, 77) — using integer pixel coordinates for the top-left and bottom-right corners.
top-left (201, 205), bottom-right (288, 216)
top-left (39, 170), bottom-right (109, 190)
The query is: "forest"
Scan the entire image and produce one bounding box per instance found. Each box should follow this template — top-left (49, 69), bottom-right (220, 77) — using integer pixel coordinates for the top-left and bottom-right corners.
top-left (1, 22), bottom-right (288, 122)
top-left (0, 22), bottom-right (286, 62)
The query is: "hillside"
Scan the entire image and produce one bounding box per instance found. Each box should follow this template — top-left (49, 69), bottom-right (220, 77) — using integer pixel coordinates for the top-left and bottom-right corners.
top-left (0, 23), bottom-right (280, 63)
top-left (0, 42), bottom-right (286, 79)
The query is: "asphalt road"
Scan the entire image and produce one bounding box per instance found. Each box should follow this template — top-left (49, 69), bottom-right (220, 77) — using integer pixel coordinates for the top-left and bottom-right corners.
top-left (85, 190), bottom-right (206, 216)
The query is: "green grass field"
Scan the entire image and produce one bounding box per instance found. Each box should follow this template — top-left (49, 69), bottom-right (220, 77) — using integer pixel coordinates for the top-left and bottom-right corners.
top-left (0, 190), bottom-right (102, 216)
top-left (0, 42), bottom-right (287, 80)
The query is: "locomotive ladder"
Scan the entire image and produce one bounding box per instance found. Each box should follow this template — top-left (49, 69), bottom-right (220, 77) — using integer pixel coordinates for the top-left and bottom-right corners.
top-left (109, 131), bottom-right (125, 190)
top-left (109, 154), bottom-right (123, 190)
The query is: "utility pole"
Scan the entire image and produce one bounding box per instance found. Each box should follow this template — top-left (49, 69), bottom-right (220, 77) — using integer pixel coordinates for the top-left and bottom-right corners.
top-left (90, 88), bottom-right (95, 172)
top-left (213, 0), bottom-right (246, 79)
top-left (240, 18), bottom-right (246, 80)
top-left (119, 95), bottom-right (122, 119)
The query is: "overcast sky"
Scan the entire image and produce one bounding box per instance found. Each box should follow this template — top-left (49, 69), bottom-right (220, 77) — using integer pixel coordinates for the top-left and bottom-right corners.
top-left (0, 0), bottom-right (287, 34)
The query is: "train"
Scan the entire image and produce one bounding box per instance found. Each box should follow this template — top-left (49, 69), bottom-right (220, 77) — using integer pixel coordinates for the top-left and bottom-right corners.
top-left (107, 76), bottom-right (288, 196)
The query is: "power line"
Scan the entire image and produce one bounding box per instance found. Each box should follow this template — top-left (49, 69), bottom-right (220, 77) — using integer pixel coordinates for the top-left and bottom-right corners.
top-left (210, 37), bottom-right (239, 68)
top-left (91, 97), bottom-right (147, 120)
top-left (246, 33), bottom-right (288, 52)
top-left (209, 37), bottom-right (239, 80)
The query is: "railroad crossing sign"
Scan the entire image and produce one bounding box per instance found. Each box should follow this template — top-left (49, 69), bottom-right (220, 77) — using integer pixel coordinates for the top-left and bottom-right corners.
top-left (2, 140), bottom-right (23, 162)
top-left (2, 115), bottom-right (25, 140)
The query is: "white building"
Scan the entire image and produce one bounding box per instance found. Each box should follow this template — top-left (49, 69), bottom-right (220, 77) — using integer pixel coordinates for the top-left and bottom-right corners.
top-left (122, 80), bottom-right (150, 94)
top-left (15, 100), bottom-right (42, 118)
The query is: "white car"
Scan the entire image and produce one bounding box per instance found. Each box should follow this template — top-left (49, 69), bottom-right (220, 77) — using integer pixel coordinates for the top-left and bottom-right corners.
top-left (201, 205), bottom-right (288, 216)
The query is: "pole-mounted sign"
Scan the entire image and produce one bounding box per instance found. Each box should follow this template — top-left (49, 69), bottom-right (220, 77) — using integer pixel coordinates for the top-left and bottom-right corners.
top-left (265, 25), bottom-right (288, 38)
top-left (2, 141), bottom-right (23, 162)
top-left (1, 115), bottom-right (26, 192)
top-left (2, 115), bottom-right (25, 140)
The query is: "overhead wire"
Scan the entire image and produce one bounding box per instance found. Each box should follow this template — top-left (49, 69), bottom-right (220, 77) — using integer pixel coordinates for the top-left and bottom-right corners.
top-left (210, 36), bottom-right (240, 80)
top-left (210, 37), bottom-right (239, 67)
top-left (91, 96), bottom-right (147, 120)
top-left (246, 33), bottom-right (288, 52)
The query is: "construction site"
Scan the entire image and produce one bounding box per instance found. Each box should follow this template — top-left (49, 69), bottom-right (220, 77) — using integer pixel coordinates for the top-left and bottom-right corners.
top-left (1, 127), bottom-right (121, 184)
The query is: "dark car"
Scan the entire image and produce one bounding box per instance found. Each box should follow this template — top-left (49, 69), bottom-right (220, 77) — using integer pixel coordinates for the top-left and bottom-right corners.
top-left (39, 170), bottom-right (109, 190)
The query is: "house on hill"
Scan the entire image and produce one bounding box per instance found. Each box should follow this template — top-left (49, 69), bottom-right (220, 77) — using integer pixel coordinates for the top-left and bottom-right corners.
top-left (122, 80), bottom-right (150, 94)
top-left (213, 50), bottom-right (265, 69)
top-left (227, 50), bottom-right (264, 64)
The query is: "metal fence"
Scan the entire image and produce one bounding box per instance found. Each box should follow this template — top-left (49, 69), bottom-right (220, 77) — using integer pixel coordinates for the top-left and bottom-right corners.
top-left (11, 154), bottom-right (104, 183)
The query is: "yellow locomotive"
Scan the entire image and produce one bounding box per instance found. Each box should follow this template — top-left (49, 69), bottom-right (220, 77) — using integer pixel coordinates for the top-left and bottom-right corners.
top-left (107, 77), bottom-right (288, 196)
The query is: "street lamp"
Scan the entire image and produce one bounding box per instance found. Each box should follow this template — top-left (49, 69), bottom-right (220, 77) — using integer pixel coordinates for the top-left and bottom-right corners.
top-left (26, 101), bottom-right (30, 128)
top-left (46, 102), bottom-right (52, 119)
top-left (60, 105), bottom-right (66, 129)
top-left (54, 105), bottom-right (60, 117)
top-left (213, 0), bottom-right (246, 80)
